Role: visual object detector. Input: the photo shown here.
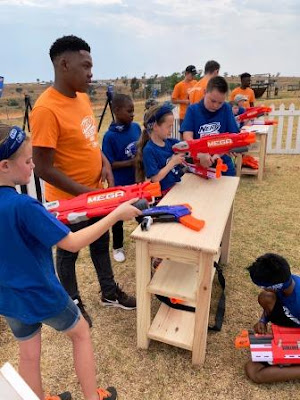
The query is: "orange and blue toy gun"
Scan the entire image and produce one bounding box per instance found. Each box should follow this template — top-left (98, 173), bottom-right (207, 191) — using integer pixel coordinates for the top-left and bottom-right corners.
top-left (134, 199), bottom-right (205, 232)
top-left (172, 131), bottom-right (256, 179)
top-left (236, 106), bottom-right (272, 123)
top-left (44, 181), bottom-right (161, 224)
top-left (235, 324), bottom-right (300, 365)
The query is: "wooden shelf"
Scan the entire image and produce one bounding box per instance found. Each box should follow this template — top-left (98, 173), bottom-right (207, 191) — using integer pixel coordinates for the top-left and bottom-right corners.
top-left (148, 303), bottom-right (195, 350)
top-left (148, 260), bottom-right (198, 307)
top-left (240, 167), bottom-right (259, 176)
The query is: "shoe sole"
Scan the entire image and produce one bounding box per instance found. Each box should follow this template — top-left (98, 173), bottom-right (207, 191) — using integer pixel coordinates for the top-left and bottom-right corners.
top-left (101, 301), bottom-right (136, 310)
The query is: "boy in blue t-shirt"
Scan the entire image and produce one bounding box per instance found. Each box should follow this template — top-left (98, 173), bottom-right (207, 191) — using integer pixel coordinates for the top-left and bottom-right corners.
top-left (245, 253), bottom-right (300, 383)
top-left (0, 124), bottom-right (141, 400)
top-left (180, 76), bottom-right (239, 176)
top-left (102, 94), bottom-right (141, 263)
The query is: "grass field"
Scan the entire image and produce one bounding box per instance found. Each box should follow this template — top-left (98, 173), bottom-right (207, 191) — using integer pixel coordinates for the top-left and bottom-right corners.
top-left (0, 90), bottom-right (300, 399)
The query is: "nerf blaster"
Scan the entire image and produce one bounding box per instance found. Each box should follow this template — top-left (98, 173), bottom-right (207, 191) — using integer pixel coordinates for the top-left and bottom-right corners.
top-left (235, 324), bottom-right (300, 365)
top-left (44, 182), bottom-right (161, 224)
top-left (236, 106), bottom-right (272, 123)
top-left (246, 119), bottom-right (278, 126)
top-left (134, 199), bottom-right (205, 231)
top-left (172, 132), bottom-right (256, 179)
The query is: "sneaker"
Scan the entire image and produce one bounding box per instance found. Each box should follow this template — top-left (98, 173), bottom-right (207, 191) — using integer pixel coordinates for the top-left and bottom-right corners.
top-left (101, 284), bottom-right (136, 310)
top-left (73, 297), bottom-right (93, 328)
top-left (45, 392), bottom-right (72, 400)
top-left (112, 248), bottom-right (126, 263)
top-left (97, 386), bottom-right (117, 400)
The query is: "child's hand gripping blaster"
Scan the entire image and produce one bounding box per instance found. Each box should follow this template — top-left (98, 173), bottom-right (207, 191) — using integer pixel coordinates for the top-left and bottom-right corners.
top-left (172, 131), bottom-right (256, 179)
top-left (134, 199), bottom-right (205, 232)
top-left (44, 182), bottom-right (161, 224)
top-left (235, 324), bottom-right (300, 365)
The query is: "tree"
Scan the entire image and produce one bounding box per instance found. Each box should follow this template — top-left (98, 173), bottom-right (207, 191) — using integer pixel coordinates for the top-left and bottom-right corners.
top-left (16, 87), bottom-right (23, 94)
top-left (130, 77), bottom-right (140, 98)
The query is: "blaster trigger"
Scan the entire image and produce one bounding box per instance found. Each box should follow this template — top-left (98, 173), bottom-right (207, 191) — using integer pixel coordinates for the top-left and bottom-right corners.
top-left (141, 216), bottom-right (153, 231)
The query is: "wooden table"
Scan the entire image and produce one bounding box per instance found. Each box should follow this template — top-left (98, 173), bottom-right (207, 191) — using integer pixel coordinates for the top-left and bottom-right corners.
top-left (131, 174), bottom-right (240, 366)
top-left (236, 125), bottom-right (271, 181)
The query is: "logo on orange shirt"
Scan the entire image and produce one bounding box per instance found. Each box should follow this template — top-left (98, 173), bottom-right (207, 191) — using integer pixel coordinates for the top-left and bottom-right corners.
top-left (81, 115), bottom-right (98, 148)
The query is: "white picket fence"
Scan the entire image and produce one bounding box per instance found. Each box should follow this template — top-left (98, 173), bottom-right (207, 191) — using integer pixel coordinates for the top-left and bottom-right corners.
top-left (172, 104), bottom-right (300, 154)
top-left (268, 104), bottom-right (300, 154)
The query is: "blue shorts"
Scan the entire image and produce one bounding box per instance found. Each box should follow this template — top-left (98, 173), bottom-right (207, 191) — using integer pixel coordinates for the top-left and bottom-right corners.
top-left (5, 297), bottom-right (81, 341)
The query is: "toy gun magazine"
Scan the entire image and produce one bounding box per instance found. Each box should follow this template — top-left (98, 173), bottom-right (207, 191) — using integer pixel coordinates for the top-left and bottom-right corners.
top-left (134, 199), bottom-right (205, 232)
top-left (235, 324), bottom-right (300, 365)
top-left (172, 131), bottom-right (256, 179)
top-left (44, 182), bottom-right (161, 224)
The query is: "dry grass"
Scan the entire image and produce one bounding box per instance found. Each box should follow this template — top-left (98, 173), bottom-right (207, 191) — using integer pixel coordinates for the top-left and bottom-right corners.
top-left (1, 92), bottom-right (300, 399)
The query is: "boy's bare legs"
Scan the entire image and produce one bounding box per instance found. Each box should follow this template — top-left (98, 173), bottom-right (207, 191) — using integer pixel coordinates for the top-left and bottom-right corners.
top-left (245, 360), bottom-right (300, 383)
top-left (65, 316), bottom-right (99, 400)
top-left (18, 331), bottom-right (44, 399)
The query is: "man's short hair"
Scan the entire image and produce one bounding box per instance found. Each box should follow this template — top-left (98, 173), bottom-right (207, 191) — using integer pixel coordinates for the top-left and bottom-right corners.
top-left (240, 72), bottom-right (251, 81)
top-left (204, 60), bottom-right (220, 74)
top-left (111, 94), bottom-right (132, 112)
top-left (49, 35), bottom-right (91, 62)
top-left (247, 253), bottom-right (291, 285)
top-left (206, 76), bottom-right (228, 94)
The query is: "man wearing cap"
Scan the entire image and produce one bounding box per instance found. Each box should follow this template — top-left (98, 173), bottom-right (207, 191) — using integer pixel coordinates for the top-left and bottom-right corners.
top-left (230, 72), bottom-right (255, 108)
top-left (171, 65), bottom-right (197, 126)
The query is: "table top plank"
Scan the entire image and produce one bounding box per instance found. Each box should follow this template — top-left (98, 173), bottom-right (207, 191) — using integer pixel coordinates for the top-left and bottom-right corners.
top-left (131, 174), bottom-right (239, 253)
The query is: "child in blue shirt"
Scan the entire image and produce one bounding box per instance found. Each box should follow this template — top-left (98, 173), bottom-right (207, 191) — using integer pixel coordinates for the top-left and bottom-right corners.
top-left (102, 94), bottom-right (141, 263)
top-left (245, 253), bottom-right (300, 384)
top-left (135, 103), bottom-right (185, 194)
top-left (180, 76), bottom-right (239, 176)
top-left (0, 124), bottom-right (141, 400)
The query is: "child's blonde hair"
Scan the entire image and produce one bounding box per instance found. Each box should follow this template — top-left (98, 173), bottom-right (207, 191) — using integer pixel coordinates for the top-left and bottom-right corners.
top-left (135, 104), bottom-right (173, 183)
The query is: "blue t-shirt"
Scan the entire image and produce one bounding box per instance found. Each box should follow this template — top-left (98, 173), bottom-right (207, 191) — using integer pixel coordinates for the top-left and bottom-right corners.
top-left (0, 187), bottom-right (70, 324)
top-left (102, 121), bottom-right (141, 186)
top-left (277, 274), bottom-right (300, 325)
top-left (180, 100), bottom-right (239, 176)
top-left (143, 138), bottom-right (182, 192)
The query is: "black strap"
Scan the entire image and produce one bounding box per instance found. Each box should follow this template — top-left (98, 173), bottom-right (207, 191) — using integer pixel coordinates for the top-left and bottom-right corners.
top-left (208, 262), bottom-right (226, 332)
top-left (155, 261), bottom-right (226, 331)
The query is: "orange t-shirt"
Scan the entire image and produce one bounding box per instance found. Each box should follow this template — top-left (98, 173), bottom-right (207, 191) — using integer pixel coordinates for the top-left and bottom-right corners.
top-left (30, 87), bottom-right (102, 201)
top-left (172, 79), bottom-right (197, 120)
top-left (189, 76), bottom-right (209, 104)
top-left (229, 87), bottom-right (255, 109)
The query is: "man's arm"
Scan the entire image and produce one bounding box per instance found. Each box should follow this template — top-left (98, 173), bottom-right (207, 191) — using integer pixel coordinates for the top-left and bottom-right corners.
top-left (101, 152), bottom-right (115, 187)
top-left (33, 147), bottom-right (93, 196)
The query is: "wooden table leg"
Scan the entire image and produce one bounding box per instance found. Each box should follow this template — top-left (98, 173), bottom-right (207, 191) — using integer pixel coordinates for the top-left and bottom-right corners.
top-left (220, 205), bottom-right (233, 265)
top-left (192, 252), bottom-right (214, 366)
top-left (136, 240), bottom-right (151, 349)
top-left (258, 134), bottom-right (267, 181)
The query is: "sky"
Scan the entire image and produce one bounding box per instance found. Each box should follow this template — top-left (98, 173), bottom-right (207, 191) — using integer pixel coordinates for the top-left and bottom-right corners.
top-left (0, 0), bottom-right (299, 83)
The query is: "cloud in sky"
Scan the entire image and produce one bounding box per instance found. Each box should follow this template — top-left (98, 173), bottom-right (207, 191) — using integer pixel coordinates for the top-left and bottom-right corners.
top-left (0, 0), bottom-right (299, 82)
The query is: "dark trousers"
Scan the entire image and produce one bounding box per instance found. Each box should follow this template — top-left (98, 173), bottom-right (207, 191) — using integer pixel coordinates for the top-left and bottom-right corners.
top-left (112, 220), bottom-right (124, 250)
top-left (56, 217), bottom-right (116, 299)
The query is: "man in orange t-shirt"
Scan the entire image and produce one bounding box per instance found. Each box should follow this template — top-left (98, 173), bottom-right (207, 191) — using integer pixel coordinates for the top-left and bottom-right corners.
top-left (189, 60), bottom-right (220, 104)
top-left (230, 72), bottom-right (255, 108)
top-left (171, 65), bottom-right (197, 124)
top-left (31, 35), bottom-right (136, 330)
